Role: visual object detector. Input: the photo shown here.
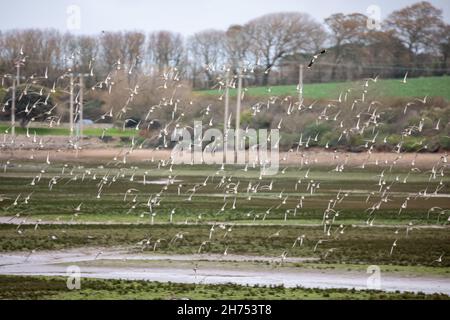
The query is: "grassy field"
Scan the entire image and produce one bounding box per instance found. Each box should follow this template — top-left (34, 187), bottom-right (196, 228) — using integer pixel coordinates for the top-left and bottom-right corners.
top-left (1, 163), bottom-right (448, 225)
top-left (0, 275), bottom-right (448, 300)
top-left (1, 160), bottom-right (449, 299)
top-left (195, 76), bottom-right (450, 101)
top-left (1, 223), bottom-right (449, 266)
top-left (0, 163), bottom-right (449, 267)
top-left (0, 125), bottom-right (137, 137)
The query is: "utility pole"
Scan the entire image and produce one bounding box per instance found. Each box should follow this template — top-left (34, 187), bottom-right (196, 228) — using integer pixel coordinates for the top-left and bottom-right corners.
top-left (69, 73), bottom-right (74, 137)
top-left (11, 58), bottom-right (23, 136)
top-left (70, 72), bottom-right (90, 144)
top-left (298, 64), bottom-right (304, 105)
top-left (11, 78), bottom-right (16, 136)
top-left (235, 71), bottom-right (242, 162)
top-left (79, 74), bottom-right (84, 140)
top-left (223, 68), bottom-right (230, 163)
top-left (16, 61), bottom-right (21, 86)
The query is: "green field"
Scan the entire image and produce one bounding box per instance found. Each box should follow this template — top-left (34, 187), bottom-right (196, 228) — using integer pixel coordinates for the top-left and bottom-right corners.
top-left (0, 125), bottom-right (137, 137)
top-left (1, 163), bottom-right (449, 267)
top-left (196, 76), bottom-right (450, 101)
top-left (1, 159), bottom-right (449, 299)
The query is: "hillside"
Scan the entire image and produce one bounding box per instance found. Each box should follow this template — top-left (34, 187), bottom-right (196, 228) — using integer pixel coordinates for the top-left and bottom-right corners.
top-left (196, 76), bottom-right (450, 101)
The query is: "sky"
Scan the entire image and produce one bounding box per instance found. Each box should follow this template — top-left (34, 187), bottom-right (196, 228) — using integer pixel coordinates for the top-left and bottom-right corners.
top-left (0, 0), bottom-right (449, 36)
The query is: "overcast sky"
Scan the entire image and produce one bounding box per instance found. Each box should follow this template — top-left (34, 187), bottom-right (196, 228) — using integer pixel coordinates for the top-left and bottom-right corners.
top-left (0, 0), bottom-right (449, 36)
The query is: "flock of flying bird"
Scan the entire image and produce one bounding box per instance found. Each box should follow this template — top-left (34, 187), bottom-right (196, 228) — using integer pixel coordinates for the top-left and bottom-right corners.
top-left (0, 48), bottom-right (448, 266)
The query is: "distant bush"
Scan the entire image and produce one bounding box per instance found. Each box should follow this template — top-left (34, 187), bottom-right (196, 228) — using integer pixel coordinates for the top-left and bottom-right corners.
top-left (279, 132), bottom-right (298, 149)
top-left (348, 134), bottom-right (365, 147)
top-left (83, 99), bottom-right (106, 121)
top-left (303, 123), bottom-right (331, 138)
top-left (439, 136), bottom-right (450, 150)
top-left (320, 131), bottom-right (344, 148)
top-left (402, 136), bottom-right (427, 152)
top-left (0, 88), bottom-right (6, 103)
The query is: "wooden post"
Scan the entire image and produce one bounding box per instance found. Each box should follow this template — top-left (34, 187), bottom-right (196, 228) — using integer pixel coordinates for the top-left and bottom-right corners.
top-left (11, 77), bottom-right (16, 136)
top-left (69, 73), bottom-right (74, 137)
top-left (79, 75), bottom-right (84, 140)
top-left (298, 64), bottom-right (303, 105)
top-left (235, 71), bottom-right (242, 162)
top-left (223, 69), bottom-right (230, 163)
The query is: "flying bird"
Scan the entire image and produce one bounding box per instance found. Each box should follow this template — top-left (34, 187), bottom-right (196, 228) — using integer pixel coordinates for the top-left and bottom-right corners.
top-left (308, 49), bottom-right (327, 68)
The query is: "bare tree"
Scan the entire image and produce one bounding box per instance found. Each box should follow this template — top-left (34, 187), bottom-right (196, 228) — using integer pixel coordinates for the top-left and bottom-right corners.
top-left (245, 12), bottom-right (322, 85)
top-left (438, 24), bottom-right (450, 74)
top-left (123, 31), bottom-right (146, 85)
top-left (385, 1), bottom-right (444, 56)
top-left (0, 29), bottom-right (65, 81)
top-left (225, 25), bottom-right (251, 72)
top-left (123, 32), bottom-right (145, 70)
top-left (364, 30), bottom-right (411, 78)
top-left (325, 13), bottom-right (368, 80)
top-left (189, 30), bottom-right (226, 87)
top-left (100, 31), bottom-right (127, 69)
top-left (78, 36), bottom-right (99, 69)
top-left (147, 31), bottom-right (185, 74)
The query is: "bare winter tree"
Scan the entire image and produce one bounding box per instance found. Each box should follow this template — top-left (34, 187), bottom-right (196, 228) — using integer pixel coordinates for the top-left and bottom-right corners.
top-left (438, 24), bottom-right (450, 74)
top-left (309, 25), bottom-right (329, 53)
top-left (78, 36), bottom-right (99, 71)
top-left (123, 31), bottom-right (146, 85)
top-left (100, 31), bottom-right (128, 70)
top-left (366, 30), bottom-right (407, 78)
top-left (147, 31), bottom-right (185, 75)
top-left (324, 13), bottom-right (368, 80)
top-left (245, 12), bottom-right (323, 85)
top-left (225, 25), bottom-right (251, 72)
top-left (385, 1), bottom-right (444, 57)
top-left (0, 2), bottom-right (447, 87)
top-left (123, 32), bottom-right (145, 71)
top-left (62, 35), bottom-right (99, 87)
top-left (0, 31), bottom-right (5, 74)
top-left (189, 30), bottom-right (226, 87)
top-left (0, 29), bottom-right (64, 82)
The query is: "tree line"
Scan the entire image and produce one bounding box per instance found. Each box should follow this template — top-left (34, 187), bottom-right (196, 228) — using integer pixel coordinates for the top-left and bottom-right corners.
top-left (0, 1), bottom-right (448, 89)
